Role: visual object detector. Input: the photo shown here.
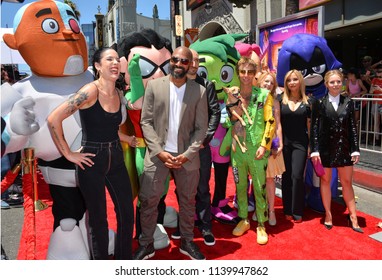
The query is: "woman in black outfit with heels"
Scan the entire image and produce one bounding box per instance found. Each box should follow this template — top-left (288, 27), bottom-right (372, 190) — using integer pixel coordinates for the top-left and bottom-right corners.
top-left (48, 47), bottom-right (136, 259)
top-left (279, 70), bottom-right (311, 223)
top-left (310, 69), bottom-right (363, 233)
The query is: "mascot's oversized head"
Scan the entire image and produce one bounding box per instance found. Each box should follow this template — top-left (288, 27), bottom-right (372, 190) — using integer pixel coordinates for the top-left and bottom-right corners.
top-left (190, 34), bottom-right (247, 100)
top-left (117, 28), bottom-right (172, 88)
top-left (276, 33), bottom-right (342, 98)
top-left (2, 0), bottom-right (88, 77)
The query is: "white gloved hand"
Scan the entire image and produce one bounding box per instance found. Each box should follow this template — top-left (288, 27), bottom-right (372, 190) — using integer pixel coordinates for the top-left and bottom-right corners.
top-left (9, 96), bottom-right (40, 135)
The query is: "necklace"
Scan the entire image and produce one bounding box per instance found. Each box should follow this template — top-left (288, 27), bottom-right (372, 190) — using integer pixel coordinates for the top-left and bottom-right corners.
top-left (289, 91), bottom-right (301, 102)
top-left (96, 81), bottom-right (117, 98)
top-left (289, 99), bottom-right (301, 104)
top-left (288, 99), bottom-right (301, 112)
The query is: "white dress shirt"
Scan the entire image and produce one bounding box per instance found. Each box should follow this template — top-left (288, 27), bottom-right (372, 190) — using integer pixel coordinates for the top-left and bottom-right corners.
top-left (165, 82), bottom-right (186, 153)
top-left (328, 93), bottom-right (340, 111)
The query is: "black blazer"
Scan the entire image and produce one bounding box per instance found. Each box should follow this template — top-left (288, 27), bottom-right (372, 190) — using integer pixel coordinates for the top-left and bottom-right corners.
top-left (310, 94), bottom-right (359, 167)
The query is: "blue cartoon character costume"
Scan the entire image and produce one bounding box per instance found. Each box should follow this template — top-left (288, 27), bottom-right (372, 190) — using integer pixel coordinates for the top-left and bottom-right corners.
top-left (276, 33), bottom-right (342, 212)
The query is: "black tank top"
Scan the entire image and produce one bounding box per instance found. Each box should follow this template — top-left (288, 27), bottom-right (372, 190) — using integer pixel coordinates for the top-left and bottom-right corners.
top-left (79, 86), bottom-right (122, 142)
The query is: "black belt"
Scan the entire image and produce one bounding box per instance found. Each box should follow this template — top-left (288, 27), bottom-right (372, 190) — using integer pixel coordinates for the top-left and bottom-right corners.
top-left (81, 139), bottom-right (120, 149)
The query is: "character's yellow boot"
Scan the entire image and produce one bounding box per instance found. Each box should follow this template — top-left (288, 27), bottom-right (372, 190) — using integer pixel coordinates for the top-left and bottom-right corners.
top-left (256, 226), bottom-right (268, 245)
top-left (232, 218), bottom-right (250, 236)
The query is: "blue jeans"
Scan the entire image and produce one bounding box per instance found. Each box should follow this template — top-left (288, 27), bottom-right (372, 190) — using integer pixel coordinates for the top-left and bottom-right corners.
top-left (77, 139), bottom-right (134, 260)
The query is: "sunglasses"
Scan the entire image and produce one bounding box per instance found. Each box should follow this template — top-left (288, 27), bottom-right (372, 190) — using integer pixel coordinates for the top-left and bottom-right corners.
top-left (170, 56), bottom-right (190, 66)
top-left (138, 56), bottom-right (170, 79)
top-left (239, 69), bottom-right (256, 75)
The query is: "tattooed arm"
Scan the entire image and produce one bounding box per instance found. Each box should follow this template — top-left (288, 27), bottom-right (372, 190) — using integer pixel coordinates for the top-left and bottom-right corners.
top-left (47, 83), bottom-right (96, 170)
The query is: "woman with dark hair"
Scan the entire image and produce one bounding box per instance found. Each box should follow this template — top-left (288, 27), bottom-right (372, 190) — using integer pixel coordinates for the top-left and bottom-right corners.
top-left (48, 47), bottom-right (135, 259)
top-left (310, 69), bottom-right (362, 233)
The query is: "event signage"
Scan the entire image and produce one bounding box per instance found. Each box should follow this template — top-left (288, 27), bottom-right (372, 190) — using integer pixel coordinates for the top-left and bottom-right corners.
top-left (257, 7), bottom-right (324, 72)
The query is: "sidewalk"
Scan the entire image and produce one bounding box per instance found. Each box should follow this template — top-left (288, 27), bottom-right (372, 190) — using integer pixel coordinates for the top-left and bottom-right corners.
top-left (354, 148), bottom-right (382, 193)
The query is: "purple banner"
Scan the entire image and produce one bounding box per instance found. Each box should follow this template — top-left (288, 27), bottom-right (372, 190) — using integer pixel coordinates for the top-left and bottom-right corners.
top-left (259, 15), bottom-right (318, 71)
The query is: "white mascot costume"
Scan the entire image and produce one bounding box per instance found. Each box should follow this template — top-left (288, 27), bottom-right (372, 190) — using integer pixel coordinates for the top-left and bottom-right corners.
top-left (1, 0), bottom-right (114, 259)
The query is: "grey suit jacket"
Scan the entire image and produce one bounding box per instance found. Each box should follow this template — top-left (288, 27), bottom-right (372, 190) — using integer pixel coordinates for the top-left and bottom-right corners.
top-left (141, 75), bottom-right (208, 171)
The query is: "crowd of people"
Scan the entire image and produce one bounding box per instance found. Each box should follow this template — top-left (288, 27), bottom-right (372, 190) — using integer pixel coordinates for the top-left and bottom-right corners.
top-left (343, 56), bottom-right (382, 146)
top-left (2, 48), bottom-right (372, 260)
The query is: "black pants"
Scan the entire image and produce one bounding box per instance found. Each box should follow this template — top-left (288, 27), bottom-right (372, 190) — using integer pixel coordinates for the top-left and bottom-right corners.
top-left (281, 143), bottom-right (307, 218)
top-left (78, 140), bottom-right (134, 260)
top-left (196, 145), bottom-right (213, 231)
top-left (211, 161), bottom-right (230, 207)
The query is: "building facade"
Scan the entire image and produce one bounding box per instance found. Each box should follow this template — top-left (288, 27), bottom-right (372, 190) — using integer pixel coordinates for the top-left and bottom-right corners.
top-left (81, 23), bottom-right (96, 64)
top-left (179, 0), bottom-right (382, 69)
top-left (90, 0), bottom-right (381, 69)
top-left (96, 0), bottom-right (171, 49)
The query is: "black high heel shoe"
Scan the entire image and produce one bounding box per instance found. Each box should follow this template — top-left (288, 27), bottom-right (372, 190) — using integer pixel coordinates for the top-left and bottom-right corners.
top-left (347, 215), bottom-right (364, 233)
top-left (324, 214), bottom-right (333, 230)
top-left (324, 222), bottom-right (333, 230)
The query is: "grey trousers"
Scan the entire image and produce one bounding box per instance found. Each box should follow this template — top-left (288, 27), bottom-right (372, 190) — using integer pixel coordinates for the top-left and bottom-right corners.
top-left (138, 158), bottom-right (199, 246)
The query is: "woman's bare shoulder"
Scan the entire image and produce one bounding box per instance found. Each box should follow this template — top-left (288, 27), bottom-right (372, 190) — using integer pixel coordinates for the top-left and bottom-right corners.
top-left (72, 82), bottom-right (98, 109)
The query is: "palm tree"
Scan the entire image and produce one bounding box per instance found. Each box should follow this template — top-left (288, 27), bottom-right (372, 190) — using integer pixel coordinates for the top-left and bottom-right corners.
top-left (64, 0), bottom-right (81, 20)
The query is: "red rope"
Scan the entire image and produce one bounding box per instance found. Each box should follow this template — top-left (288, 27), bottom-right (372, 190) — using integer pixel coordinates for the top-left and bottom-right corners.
top-left (21, 173), bottom-right (36, 260)
top-left (1, 169), bottom-right (19, 194)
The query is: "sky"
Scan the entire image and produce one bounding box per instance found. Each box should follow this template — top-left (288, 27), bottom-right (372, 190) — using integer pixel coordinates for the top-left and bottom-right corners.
top-left (1, 0), bottom-right (171, 28)
top-left (1, 0), bottom-right (170, 73)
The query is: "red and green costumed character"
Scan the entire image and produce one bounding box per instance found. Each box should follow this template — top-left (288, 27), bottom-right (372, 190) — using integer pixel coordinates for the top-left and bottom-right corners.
top-left (117, 29), bottom-right (176, 249)
top-left (190, 34), bottom-right (246, 225)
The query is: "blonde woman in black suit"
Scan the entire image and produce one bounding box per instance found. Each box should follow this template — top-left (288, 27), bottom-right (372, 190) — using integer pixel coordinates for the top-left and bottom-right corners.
top-left (310, 69), bottom-right (362, 233)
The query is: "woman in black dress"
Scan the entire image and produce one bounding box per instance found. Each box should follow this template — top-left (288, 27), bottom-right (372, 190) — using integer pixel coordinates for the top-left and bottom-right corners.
top-left (279, 70), bottom-right (311, 223)
top-left (310, 69), bottom-right (362, 233)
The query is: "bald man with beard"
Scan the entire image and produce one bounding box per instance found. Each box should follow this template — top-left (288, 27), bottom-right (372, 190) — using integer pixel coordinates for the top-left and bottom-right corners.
top-left (134, 47), bottom-right (209, 260)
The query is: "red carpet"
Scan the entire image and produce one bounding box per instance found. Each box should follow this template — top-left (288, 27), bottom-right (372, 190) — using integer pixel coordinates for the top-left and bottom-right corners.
top-left (17, 168), bottom-right (382, 260)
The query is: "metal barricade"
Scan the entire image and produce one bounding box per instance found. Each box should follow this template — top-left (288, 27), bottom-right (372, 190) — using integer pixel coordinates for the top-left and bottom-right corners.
top-left (353, 94), bottom-right (382, 154)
